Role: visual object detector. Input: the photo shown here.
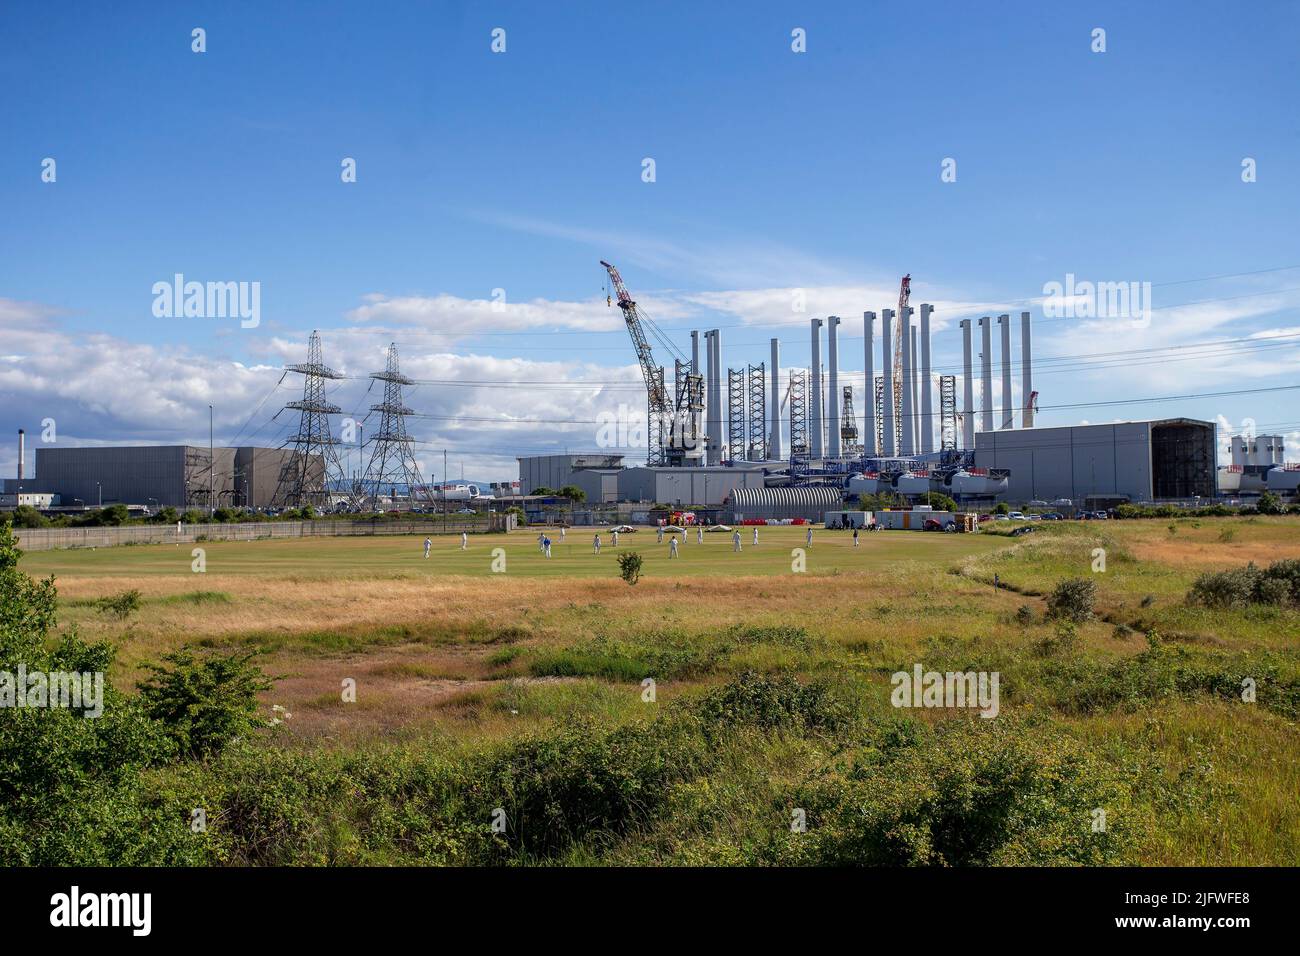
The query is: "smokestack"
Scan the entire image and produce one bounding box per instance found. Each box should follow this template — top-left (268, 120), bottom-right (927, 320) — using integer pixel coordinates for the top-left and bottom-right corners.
top-left (810, 318), bottom-right (824, 458)
top-left (881, 309), bottom-right (896, 456)
top-left (769, 338), bottom-right (782, 461)
top-left (17, 429), bottom-right (24, 483)
top-left (960, 320), bottom-right (975, 449)
top-left (900, 308), bottom-right (914, 456)
top-left (1021, 312), bottom-right (1034, 428)
top-left (919, 304), bottom-right (934, 454)
top-left (863, 312), bottom-right (876, 457)
top-left (979, 316), bottom-right (994, 433)
top-left (712, 330), bottom-right (722, 465)
top-left (910, 322), bottom-right (919, 453)
top-left (691, 330), bottom-right (700, 376)
top-left (827, 316), bottom-right (841, 457)
top-left (998, 314), bottom-right (1013, 429)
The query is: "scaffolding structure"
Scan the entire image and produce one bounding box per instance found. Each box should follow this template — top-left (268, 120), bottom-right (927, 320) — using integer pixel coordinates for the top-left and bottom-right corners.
top-left (840, 385), bottom-right (861, 456)
top-left (727, 367), bottom-right (746, 463)
top-left (747, 362), bottom-right (766, 461)
top-left (788, 368), bottom-right (808, 456)
top-left (939, 374), bottom-right (958, 451)
top-left (670, 359), bottom-right (706, 465)
top-left (873, 374), bottom-right (885, 457)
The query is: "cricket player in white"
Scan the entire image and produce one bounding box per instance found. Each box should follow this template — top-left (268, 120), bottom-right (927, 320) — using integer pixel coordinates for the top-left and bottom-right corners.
top-left (733, 529), bottom-right (742, 552)
top-left (423, 537), bottom-right (432, 558)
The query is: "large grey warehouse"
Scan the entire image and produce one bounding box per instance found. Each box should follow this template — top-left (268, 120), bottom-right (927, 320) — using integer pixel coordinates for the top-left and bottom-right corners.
top-left (3, 445), bottom-right (301, 509)
top-left (973, 418), bottom-right (1217, 504)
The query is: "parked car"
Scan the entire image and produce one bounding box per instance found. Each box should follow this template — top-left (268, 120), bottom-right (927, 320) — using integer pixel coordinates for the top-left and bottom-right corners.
top-left (1008, 511), bottom-right (1025, 520)
top-left (993, 514), bottom-right (1010, 521)
top-left (977, 513), bottom-right (994, 523)
top-left (923, 518), bottom-right (944, 531)
top-left (1040, 513), bottom-right (1063, 520)
top-left (456, 507), bottom-right (476, 514)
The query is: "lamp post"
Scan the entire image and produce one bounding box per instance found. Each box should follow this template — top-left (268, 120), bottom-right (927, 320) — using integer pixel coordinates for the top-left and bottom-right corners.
top-left (96, 482), bottom-right (101, 508)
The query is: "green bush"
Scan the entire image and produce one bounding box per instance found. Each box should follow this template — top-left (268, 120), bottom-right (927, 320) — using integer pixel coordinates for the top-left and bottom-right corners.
top-left (922, 492), bottom-right (957, 512)
top-left (137, 649), bottom-right (275, 759)
top-left (617, 551), bottom-right (643, 585)
top-left (1045, 578), bottom-right (1096, 623)
top-left (787, 717), bottom-right (1125, 866)
top-left (95, 588), bottom-right (142, 620)
top-left (1187, 559), bottom-right (1300, 609)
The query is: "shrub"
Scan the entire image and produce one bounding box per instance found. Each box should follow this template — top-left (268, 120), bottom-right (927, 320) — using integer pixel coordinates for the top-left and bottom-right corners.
top-left (789, 717), bottom-right (1126, 866)
top-left (1015, 605), bottom-right (1036, 626)
top-left (137, 649), bottom-right (275, 759)
top-left (1185, 559), bottom-right (1300, 609)
top-left (617, 551), bottom-right (643, 586)
top-left (692, 670), bottom-right (850, 734)
top-left (95, 589), bottom-right (142, 620)
top-left (1045, 578), bottom-right (1096, 623)
top-left (1257, 491), bottom-right (1284, 515)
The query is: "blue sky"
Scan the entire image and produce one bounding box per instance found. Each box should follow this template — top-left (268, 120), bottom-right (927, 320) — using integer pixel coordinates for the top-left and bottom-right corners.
top-left (2, 0), bottom-right (1298, 480)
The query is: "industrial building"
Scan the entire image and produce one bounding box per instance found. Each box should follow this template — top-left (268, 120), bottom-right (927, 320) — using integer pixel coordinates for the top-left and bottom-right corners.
top-left (974, 418), bottom-right (1217, 504)
top-left (3, 445), bottom-right (301, 510)
top-left (619, 464), bottom-right (765, 506)
top-left (516, 453), bottom-right (625, 503)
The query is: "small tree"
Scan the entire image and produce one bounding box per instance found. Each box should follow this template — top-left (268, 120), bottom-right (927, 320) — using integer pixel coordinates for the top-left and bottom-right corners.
top-left (994, 502), bottom-right (1010, 515)
top-left (1257, 491), bottom-right (1284, 515)
top-left (922, 492), bottom-right (957, 512)
top-left (618, 551), bottom-right (643, 586)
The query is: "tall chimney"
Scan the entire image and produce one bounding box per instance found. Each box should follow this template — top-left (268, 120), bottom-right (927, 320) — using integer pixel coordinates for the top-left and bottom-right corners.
top-left (979, 316), bottom-right (994, 433)
top-left (881, 309), bottom-right (896, 456)
top-left (690, 330), bottom-right (700, 376)
top-left (827, 316), bottom-right (842, 457)
top-left (910, 323), bottom-right (919, 453)
top-left (17, 429), bottom-right (24, 483)
top-left (960, 320), bottom-right (975, 449)
top-left (998, 314), bottom-right (1014, 429)
top-left (900, 307), bottom-right (915, 456)
top-left (712, 330), bottom-right (722, 465)
top-left (919, 304), bottom-right (934, 454)
top-left (810, 318), bottom-right (824, 458)
top-left (769, 337), bottom-right (782, 460)
top-left (1021, 312), bottom-right (1034, 428)
top-left (863, 312), bottom-right (876, 457)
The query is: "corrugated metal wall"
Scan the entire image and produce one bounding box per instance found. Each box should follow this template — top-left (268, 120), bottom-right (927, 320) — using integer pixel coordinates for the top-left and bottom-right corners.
top-left (729, 485), bottom-right (842, 521)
